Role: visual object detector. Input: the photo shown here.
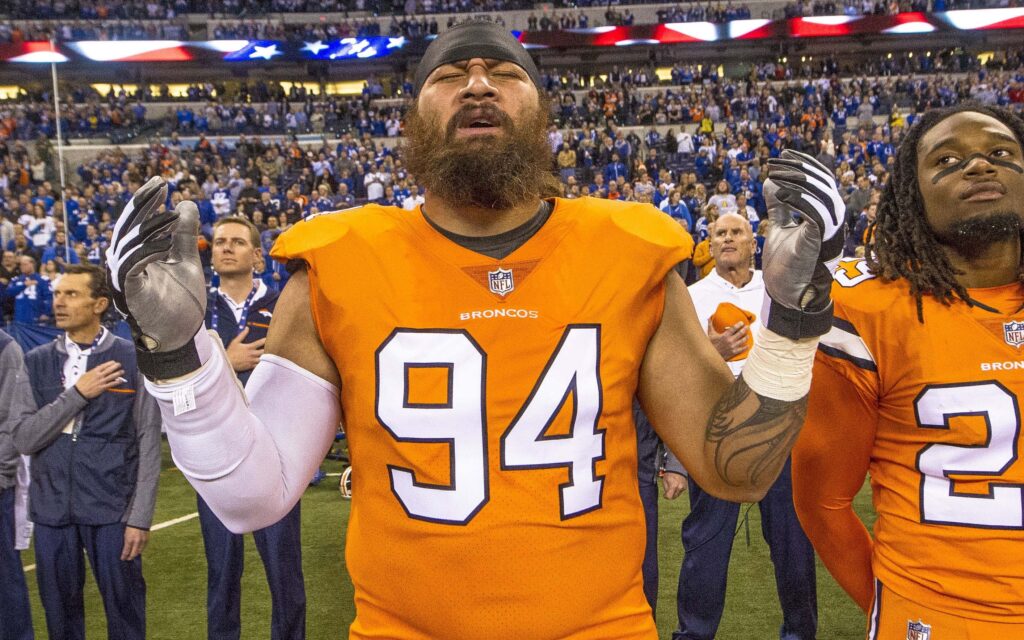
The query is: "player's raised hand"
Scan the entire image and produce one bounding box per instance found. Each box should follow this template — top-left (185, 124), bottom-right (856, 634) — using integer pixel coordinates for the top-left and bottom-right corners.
top-left (106, 176), bottom-right (207, 379)
top-left (761, 149), bottom-right (845, 339)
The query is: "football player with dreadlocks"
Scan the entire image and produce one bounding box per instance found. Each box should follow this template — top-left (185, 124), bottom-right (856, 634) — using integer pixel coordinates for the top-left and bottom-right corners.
top-left (794, 104), bottom-right (1024, 640)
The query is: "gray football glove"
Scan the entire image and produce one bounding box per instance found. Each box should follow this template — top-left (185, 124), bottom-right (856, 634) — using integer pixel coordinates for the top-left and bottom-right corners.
top-left (761, 149), bottom-right (845, 339)
top-left (106, 176), bottom-right (207, 379)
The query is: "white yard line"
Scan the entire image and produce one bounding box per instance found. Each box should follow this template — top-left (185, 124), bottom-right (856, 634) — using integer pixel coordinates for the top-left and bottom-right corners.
top-left (22, 511), bottom-right (200, 573)
top-left (151, 512), bottom-right (199, 531)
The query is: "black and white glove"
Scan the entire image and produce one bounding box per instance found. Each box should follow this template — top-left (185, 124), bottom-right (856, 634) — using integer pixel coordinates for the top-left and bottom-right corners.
top-left (106, 176), bottom-right (208, 379)
top-left (761, 149), bottom-right (845, 339)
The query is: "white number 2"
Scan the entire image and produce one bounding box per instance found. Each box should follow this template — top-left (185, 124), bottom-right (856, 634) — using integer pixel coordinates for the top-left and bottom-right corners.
top-left (376, 326), bottom-right (604, 525)
top-left (915, 382), bottom-right (1023, 529)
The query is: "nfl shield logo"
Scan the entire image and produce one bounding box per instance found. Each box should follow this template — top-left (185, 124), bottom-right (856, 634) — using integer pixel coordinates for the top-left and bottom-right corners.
top-left (906, 620), bottom-right (931, 640)
top-left (1004, 321), bottom-right (1024, 348)
top-left (488, 268), bottom-right (514, 297)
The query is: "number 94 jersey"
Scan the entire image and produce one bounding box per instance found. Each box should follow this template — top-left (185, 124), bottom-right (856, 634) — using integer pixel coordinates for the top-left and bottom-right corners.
top-left (271, 198), bottom-right (691, 639)
top-left (815, 259), bottom-right (1024, 621)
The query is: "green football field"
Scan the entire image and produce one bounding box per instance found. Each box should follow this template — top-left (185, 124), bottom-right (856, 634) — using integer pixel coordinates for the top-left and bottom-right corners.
top-left (19, 440), bottom-right (873, 639)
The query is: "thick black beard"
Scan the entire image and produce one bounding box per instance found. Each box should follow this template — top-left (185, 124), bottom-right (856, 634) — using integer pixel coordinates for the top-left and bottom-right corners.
top-left (935, 211), bottom-right (1023, 260)
top-left (404, 101), bottom-right (553, 210)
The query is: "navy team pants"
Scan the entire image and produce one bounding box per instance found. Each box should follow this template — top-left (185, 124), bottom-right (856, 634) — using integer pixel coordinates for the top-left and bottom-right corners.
top-left (634, 400), bottom-right (662, 619)
top-left (639, 479), bottom-right (660, 617)
top-left (672, 458), bottom-right (817, 640)
top-left (34, 521), bottom-right (146, 640)
top-left (0, 487), bottom-right (33, 640)
top-left (198, 496), bottom-right (305, 640)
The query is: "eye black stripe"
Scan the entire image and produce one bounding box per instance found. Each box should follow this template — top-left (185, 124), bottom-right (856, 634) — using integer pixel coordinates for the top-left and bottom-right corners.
top-left (931, 152), bottom-right (1024, 184)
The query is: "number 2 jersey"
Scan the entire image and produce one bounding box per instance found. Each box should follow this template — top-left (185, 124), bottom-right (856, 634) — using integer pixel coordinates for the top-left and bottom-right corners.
top-left (806, 259), bottom-right (1024, 622)
top-left (271, 197), bottom-right (691, 639)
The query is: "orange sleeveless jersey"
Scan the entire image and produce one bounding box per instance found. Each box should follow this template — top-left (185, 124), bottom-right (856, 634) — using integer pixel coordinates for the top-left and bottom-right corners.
top-left (271, 197), bottom-right (690, 639)
top-left (805, 259), bottom-right (1024, 622)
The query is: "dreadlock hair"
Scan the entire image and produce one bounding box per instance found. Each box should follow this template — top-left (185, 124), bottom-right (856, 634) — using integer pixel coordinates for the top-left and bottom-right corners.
top-left (865, 103), bottom-right (1024, 322)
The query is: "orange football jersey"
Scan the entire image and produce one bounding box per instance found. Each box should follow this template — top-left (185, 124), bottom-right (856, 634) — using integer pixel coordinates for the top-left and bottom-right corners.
top-left (807, 258), bottom-right (1024, 622)
top-left (272, 197), bottom-right (691, 639)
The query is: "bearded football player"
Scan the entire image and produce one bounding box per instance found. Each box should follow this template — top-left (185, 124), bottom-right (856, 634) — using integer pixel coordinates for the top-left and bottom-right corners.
top-left (107, 21), bottom-right (844, 639)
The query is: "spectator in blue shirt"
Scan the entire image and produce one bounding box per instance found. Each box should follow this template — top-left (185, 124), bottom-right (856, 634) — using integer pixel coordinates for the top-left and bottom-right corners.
top-left (313, 184), bottom-right (335, 212)
top-left (81, 225), bottom-right (106, 265)
top-left (694, 149), bottom-right (711, 182)
top-left (334, 183), bottom-right (355, 209)
top-left (588, 173), bottom-right (608, 198)
top-left (31, 189), bottom-right (55, 213)
top-left (755, 219), bottom-right (770, 270)
top-left (68, 201), bottom-right (95, 242)
top-left (732, 169), bottom-right (764, 215)
top-left (645, 149), bottom-right (662, 180)
top-left (40, 230), bottom-right (81, 268)
top-left (682, 185), bottom-right (701, 218)
top-left (604, 153), bottom-right (628, 184)
top-left (613, 134), bottom-right (632, 163)
top-left (660, 191), bottom-right (692, 230)
top-left (5, 256), bottom-right (52, 325)
top-left (866, 131), bottom-right (885, 160)
top-left (645, 128), bottom-right (661, 151)
top-left (832, 108), bottom-right (848, 132)
top-left (260, 216), bottom-right (283, 256)
top-left (652, 184), bottom-right (672, 210)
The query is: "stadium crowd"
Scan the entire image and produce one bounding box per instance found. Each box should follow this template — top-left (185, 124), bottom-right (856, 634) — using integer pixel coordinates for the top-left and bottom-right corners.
top-left (2, 0), bottom-right (1013, 21)
top-left (0, 48), bottom-right (1020, 145)
top-left (781, 0), bottom-right (1012, 17)
top-left (1, 0), bottom-right (1019, 43)
top-left (2, 0), bottom-right (531, 19)
top-left (0, 51), bottom-right (1020, 326)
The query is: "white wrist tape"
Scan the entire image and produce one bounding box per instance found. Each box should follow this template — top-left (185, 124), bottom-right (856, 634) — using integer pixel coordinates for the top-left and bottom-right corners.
top-left (145, 343), bottom-right (340, 533)
top-left (741, 326), bottom-right (818, 402)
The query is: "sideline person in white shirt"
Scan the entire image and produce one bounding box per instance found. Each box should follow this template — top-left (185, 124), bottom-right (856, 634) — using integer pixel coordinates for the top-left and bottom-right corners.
top-left (662, 212), bottom-right (819, 640)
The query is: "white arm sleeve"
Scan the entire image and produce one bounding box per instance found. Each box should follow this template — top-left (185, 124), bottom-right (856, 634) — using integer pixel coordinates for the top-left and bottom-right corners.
top-left (145, 333), bottom-right (340, 533)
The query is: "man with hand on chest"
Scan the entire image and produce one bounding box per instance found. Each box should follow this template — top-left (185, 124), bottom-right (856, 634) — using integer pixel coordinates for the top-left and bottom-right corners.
top-left (10, 263), bottom-right (160, 640)
top-left (663, 213), bottom-right (818, 640)
top-left (201, 216), bottom-right (306, 640)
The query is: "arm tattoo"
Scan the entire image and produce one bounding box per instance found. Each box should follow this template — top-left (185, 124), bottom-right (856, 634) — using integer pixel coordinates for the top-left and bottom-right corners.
top-left (705, 375), bottom-right (808, 489)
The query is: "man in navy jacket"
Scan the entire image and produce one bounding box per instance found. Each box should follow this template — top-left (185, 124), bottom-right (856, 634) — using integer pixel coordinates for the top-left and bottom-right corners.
top-left (11, 264), bottom-right (161, 640)
top-left (202, 217), bottom-right (306, 640)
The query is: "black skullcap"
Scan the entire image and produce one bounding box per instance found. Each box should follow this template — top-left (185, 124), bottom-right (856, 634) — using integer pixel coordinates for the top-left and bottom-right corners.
top-left (413, 21), bottom-right (542, 95)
